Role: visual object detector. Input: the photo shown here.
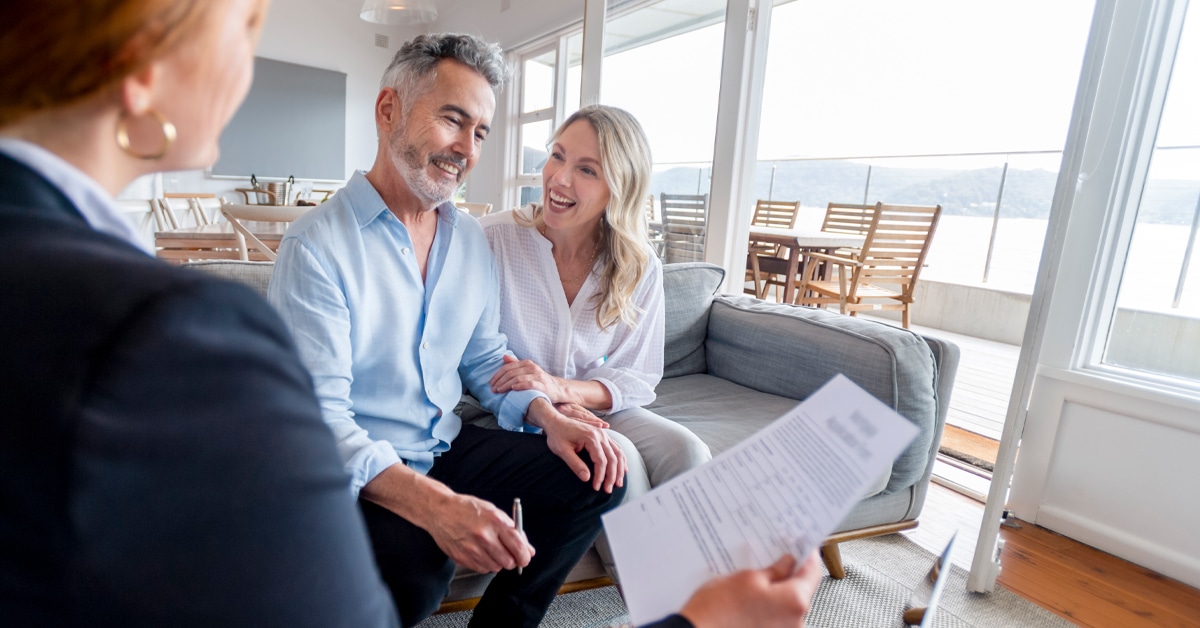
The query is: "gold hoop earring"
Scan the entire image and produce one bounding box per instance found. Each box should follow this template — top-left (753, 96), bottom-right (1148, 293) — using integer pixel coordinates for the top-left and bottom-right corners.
top-left (115, 109), bottom-right (177, 160)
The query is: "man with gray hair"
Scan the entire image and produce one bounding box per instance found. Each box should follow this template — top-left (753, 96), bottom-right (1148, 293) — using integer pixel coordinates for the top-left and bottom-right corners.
top-left (268, 34), bottom-right (627, 627)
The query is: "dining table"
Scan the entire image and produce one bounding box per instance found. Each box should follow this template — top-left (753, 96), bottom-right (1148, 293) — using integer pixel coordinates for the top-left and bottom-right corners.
top-left (747, 226), bottom-right (866, 303)
top-left (155, 220), bottom-right (290, 262)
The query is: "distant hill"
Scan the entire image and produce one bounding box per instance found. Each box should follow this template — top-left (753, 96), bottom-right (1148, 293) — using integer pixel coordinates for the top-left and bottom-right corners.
top-left (648, 160), bottom-right (1199, 224)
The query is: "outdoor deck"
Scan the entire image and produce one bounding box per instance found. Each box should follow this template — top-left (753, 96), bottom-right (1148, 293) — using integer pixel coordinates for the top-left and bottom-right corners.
top-left (901, 320), bottom-right (1019, 441)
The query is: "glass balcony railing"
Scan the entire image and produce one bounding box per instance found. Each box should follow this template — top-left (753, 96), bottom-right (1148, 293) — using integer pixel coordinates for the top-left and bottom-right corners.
top-left (648, 150), bottom-right (1200, 318)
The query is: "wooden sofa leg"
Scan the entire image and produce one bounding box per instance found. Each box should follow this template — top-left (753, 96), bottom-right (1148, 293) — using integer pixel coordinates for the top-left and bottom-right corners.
top-left (821, 543), bottom-right (846, 579)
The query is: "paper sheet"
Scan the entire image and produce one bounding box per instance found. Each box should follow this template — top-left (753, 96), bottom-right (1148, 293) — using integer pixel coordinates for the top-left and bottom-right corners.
top-left (603, 374), bottom-right (921, 625)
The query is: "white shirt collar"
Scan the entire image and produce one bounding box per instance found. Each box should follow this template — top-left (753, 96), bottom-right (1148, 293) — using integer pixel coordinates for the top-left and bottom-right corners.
top-left (0, 138), bottom-right (153, 254)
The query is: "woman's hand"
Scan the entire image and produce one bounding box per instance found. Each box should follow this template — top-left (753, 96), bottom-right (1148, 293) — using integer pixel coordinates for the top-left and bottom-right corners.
top-left (491, 355), bottom-right (575, 403)
top-left (554, 402), bottom-right (609, 429)
top-left (525, 399), bottom-right (626, 493)
top-left (679, 552), bottom-right (821, 628)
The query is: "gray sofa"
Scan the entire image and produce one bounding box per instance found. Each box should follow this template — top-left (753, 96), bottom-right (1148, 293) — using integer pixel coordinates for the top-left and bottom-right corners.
top-left (183, 260), bottom-right (958, 602)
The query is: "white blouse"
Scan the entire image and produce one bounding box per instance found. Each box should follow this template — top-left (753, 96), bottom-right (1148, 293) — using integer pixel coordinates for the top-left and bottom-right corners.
top-left (480, 207), bottom-right (665, 413)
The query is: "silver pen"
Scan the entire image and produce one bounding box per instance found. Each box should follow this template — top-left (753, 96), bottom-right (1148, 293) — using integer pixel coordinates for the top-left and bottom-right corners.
top-left (512, 498), bottom-right (524, 575)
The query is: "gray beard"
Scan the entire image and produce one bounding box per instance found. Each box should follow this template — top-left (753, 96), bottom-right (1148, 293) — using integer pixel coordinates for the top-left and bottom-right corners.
top-left (390, 128), bottom-right (460, 208)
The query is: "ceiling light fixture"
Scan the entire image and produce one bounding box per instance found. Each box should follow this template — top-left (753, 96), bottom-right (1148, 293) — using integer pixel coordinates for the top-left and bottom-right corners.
top-left (360, 0), bottom-right (438, 26)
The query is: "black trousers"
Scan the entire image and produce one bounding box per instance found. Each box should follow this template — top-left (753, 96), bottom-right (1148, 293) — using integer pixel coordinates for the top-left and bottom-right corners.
top-left (359, 425), bottom-right (625, 627)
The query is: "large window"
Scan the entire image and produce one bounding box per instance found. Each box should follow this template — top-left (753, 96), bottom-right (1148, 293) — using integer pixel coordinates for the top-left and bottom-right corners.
top-left (1102, 8), bottom-right (1200, 383)
top-left (602, 0), bottom-right (727, 200)
top-left (756, 0), bottom-right (1093, 293)
top-left (511, 34), bottom-right (583, 209)
top-left (506, 0), bottom-right (728, 253)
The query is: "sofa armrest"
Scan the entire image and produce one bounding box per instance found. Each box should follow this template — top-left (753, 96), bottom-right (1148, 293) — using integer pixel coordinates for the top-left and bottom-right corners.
top-left (704, 296), bottom-right (957, 494)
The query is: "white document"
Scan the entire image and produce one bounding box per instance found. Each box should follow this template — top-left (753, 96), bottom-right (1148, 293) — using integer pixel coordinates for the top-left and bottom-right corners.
top-left (603, 374), bottom-right (921, 625)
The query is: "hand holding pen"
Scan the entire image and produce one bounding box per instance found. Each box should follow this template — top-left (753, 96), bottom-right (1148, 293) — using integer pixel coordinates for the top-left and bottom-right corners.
top-left (512, 498), bottom-right (524, 575)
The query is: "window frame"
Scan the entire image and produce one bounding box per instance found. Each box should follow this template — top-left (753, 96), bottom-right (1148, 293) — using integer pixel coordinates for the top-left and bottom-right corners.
top-left (1071, 0), bottom-right (1200, 396)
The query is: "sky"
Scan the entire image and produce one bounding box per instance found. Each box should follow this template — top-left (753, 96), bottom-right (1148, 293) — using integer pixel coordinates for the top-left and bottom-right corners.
top-left (605, 0), bottom-right (1100, 164)
top-left (523, 0), bottom-right (1199, 174)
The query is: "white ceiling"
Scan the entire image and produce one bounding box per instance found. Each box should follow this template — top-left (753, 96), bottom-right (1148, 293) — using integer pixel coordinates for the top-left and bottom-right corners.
top-left (328, 0), bottom-right (470, 21)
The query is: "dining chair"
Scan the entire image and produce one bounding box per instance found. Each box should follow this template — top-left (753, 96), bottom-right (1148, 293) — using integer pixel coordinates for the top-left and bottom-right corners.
top-left (312, 188), bottom-right (337, 203)
top-left (795, 202), bottom-right (942, 329)
top-left (745, 199), bottom-right (802, 299)
top-left (114, 199), bottom-right (158, 238)
top-left (219, 203), bottom-right (310, 262)
top-left (190, 197), bottom-right (224, 225)
top-left (457, 202), bottom-right (492, 217)
top-left (659, 193), bottom-right (709, 264)
top-left (233, 187), bottom-right (281, 205)
top-left (157, 195), bottom-right (213, 229)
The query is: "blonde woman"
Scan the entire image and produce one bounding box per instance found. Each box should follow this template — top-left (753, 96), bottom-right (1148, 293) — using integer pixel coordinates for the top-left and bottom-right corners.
top-left (480, 105), bottom-right (711, 510)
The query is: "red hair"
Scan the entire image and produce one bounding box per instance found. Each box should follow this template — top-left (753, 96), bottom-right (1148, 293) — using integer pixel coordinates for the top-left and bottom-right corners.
top-left (0, 0), bottom-right (204, 126)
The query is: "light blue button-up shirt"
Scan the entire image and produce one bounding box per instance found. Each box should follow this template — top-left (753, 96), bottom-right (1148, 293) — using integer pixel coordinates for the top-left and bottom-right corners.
top-left (268, 172), bottom-right (545, 495)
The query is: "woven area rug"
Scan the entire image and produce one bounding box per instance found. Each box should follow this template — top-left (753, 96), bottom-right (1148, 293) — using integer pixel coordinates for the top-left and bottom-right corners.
top-left (416, 534), bottom-right (1074, 627)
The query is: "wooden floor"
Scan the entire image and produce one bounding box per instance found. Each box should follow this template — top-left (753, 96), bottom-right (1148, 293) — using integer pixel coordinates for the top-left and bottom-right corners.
top-left (759, 299), bottom-right (1200, 625)
top-left (903, 482), bottom-right (1200, 627)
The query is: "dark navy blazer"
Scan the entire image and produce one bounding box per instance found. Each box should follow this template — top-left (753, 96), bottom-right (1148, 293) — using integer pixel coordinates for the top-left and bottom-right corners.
top-left (0, 154), bottom-right (396, 626)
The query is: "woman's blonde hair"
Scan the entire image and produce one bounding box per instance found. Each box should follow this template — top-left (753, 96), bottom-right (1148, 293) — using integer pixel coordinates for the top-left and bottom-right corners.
top-left (0, 1), bottom-right (206, 126)
top-left (527, 105), bottom-right (653, 330)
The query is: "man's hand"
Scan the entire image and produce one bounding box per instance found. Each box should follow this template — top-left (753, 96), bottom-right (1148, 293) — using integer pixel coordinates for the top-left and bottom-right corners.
top-left (678, 552), bottom-right (822, 628)
top-left (526, 398), bottom-right (625, 493)
top-left (424, 492), bottom-right (534, 574)
top-left (361, 464), bottom-right (533, 574)
top-left (491, 355), bottom-right (573, 402)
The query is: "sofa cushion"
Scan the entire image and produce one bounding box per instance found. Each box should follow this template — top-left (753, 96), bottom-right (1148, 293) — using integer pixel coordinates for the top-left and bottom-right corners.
top-left (662, 263), bottom-right (725, 378)
top-left (703, 296), bottom-right (939, 494)
top-left (649, 374), bottom-right (889, 498)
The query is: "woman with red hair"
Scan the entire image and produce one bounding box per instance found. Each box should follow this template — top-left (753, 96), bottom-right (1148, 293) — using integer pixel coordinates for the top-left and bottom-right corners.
top-left (0, 2), bottom-right (395, 625)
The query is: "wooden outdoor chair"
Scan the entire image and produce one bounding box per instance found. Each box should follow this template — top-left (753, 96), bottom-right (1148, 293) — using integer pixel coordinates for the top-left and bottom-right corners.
top-left (795, 202), bottom-right (941, 328)
top-left (659, 193), bottom-right (709, 264)
top-left (219, 203), bottom-right (310, 262)
top-left (821, 202), bottom-right (876, 262)
top-left (745, 199), bottom-right (802, 299)
top-left (644, 194), bottom-right (665, 258)
top-left (457, 202), bottom-right (493, 217)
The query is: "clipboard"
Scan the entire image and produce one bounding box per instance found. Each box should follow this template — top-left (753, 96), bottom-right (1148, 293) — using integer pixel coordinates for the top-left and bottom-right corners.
top-left (903, 532), bottom-right (957, 626)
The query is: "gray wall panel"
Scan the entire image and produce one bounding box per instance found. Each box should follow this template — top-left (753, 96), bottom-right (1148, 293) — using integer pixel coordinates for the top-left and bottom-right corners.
top-left (213, 57), bottom-right (346, 181)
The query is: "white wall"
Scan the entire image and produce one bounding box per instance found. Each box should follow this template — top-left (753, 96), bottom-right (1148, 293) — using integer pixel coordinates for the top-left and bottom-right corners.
top-left (436, 0), bottom-right (586, 210)
top-left (127, 0), bottom-right (585, 206)
top-left (436, 0), bottom-right (582, 49)
top-left (257, 0), bottom-right (416, 178)
top-left (1011, 371), bottom-right (1200, 588)
top-left (124, 0), bottom-right (418, 200)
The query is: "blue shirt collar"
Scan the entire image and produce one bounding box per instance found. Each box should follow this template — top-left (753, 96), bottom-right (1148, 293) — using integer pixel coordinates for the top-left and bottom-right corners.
top-left (0, 137), bottom-right (152, 254)
top-left (343, 170), bottom-right (461, 230)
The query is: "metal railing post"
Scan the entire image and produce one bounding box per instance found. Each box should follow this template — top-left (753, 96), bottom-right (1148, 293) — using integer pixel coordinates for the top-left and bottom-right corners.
top-left (1173, 190), bottom-right (1200, 308)
top-left (983, 161), bottom-right (1010, 283)
top-left (862, 164), bottom-right (873, 205)
top-left (768, 161), bottom-right (777, 201)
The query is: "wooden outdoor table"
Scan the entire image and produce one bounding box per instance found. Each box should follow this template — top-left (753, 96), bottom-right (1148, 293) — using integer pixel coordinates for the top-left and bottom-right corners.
top-left (747, 226), bottom-right (866, 303)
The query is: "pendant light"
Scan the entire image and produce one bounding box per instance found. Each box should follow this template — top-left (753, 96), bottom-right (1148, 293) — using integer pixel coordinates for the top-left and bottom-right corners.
top-left (360, 0), bottom-right (438, 26)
